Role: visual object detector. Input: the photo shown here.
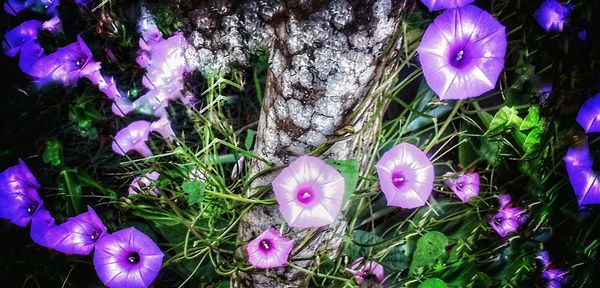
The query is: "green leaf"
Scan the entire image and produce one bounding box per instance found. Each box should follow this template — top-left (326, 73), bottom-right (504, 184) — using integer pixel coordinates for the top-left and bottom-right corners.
top-left (486, 107), bottom-right (522, 135)
top-left (325, 159), bottom-right (359, 203)
top-left (244, 129), bottom-right (257, 150)
top-left (458, 123), bottom-right (479, 168)
top-left (42, 138), bottom-right (63, 167)
top-left (59, 169), bottom-right (83, 215)
top-left (479, 138), bottom-right (503, 167)
top-left (381, 245), bottom-right (409, 272)
top-left (183, 180), bottom-right (205, 206)
top-left (410, 231), bottom-right (449, 275)
top-left (345, 230), bottom-right (380, 260)
top-left (519, 106), bottom-right (541, 131)
top-left (522, 127), bottom-right (543, 156)
top-left (467, 272), bottom-right (492, 288)
top-left (418, 278), bottom-right (448, 288)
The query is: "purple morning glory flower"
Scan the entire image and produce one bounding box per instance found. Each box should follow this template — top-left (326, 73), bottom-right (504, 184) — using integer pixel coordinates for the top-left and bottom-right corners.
top-left (576, 93), bottom-right (600, 133)
top-left (542, 268), bottom-right (568, 288)
top-left (94, 227), bottom-right (164, 288)
top-left (419, 0), bottom-right (474, 12)
top-left (246, 227), bottom-right (294, 269)
top-left (41, 15), bottom-right (63, 35)
top-left (47, 206), bottom-right (107, 255)
top-left (2, 20), bottom-right (42, 57)
top-left (345, 257), bottom-right (385, 287)
top-left (128, 171), bottom-right (160, 196)
top-left (149, 116), bottom-right (175, 140)
top-left (29, 35), bottom-right (101, 87)
top-left (536, 250), bottom-right (551, 269)
top-left (443, 172), bottom-right (479, 202)
top-left (18, 39), bottom-right (45, 76)
top-left (129, 89), bottom-right (173, 117)
top-left (534, 0), bottom-right (571, 32)
top-left (112, 96), bottom-right (133, 117)
top-left (375, 143), bottom-right (434, 209)
top-left (489, 195), bottom-right (527, 237)
top-left (0, 159), bottom-right (43, 227)
top-left (140, 33), bottom-right (188, 92)
top-left (578, 30), bottom-right (587, 41)
top-left (272, 155), bottom-right (345, 228)
top-left (3, 0), bottom-right (27, 15)
top-left (417, 5), bottom-right (507, 100)
top-left (563, 137), bottom-right (600, 205)
top-left (112, 121), bottom-right (152, 157)
top-left (4, 0), bottom-right (60, 16)
top-left (30, 206), bottom-right (57, 247)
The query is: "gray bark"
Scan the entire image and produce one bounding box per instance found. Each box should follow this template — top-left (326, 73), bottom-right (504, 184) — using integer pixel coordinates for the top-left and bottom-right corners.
top-left (181, 0), bottom-right (407, 286)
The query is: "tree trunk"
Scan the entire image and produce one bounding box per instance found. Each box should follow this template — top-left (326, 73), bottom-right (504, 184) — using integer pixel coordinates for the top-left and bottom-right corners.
top-left (181, 0), bottom-right (408, 286)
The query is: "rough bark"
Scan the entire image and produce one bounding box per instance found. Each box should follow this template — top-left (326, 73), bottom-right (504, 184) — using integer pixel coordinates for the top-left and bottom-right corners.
top-left (181, 0), bottom-right (407, 286)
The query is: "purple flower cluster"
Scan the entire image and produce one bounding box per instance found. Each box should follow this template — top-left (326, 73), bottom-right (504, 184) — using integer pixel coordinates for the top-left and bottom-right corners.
top-left (0, 160), bottom-right (164, 288)
top-left (111, 15), bottom-right (193, 158)
top-left (488, 194), bottom-right (527, 237)
top-left (2, 0), bottom-right (125, 104)
top-left (112, 18), bottom-right (192, 118)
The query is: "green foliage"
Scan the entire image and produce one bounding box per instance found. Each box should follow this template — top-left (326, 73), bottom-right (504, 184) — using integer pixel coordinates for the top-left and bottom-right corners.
top-left (42, 138), bottom-right (63, 167)
top-left (419, 278), bottom-right (448, 288)
top-left (69, 98), bottom-right (100, 139)
top-left (325, 159), bottom-right (360, 203)
top-left (183, 180), bottom-right (205, 206)
top-left (410, 231), bottom-right (449, 275)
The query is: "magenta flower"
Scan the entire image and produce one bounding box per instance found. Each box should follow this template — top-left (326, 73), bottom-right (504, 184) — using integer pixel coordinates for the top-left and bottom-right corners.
top-left (375, 143), bottom-right (434, 209)
top-left (534, 0), bottom-right (571, 32)
top-left (576, 93), bottom-right (600, 133)
top-left (443, 172), bottom-right (479, 202)
top-left (112, 121), bottom-right (152, 157)
top-left (28, 35), bottom-right (101, 87)
top-left (46, 206), bottom-right (107, 255)
top-left (272, 155), bottom-right (345, 228)
top-left (489, 195), bottom-right (527, 237)
top-left (246, 227), bottom-right (294, 269)
top-left (0, 159), bottom-right (43, 227)
top-left (419, 0), bottom-right (474, 12)
top-left (128, 171), bottom-right (160, 196)
top-left (2, 20), bottom-right (41, 57)
top-left (417, 5), bottom-right (507, 100)
top-left (345, 257), bottom-right (385, 287)
top-left (563, 137), bottom-right (600, 205)
top-left (94, 227), bottom-right (164, 288)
